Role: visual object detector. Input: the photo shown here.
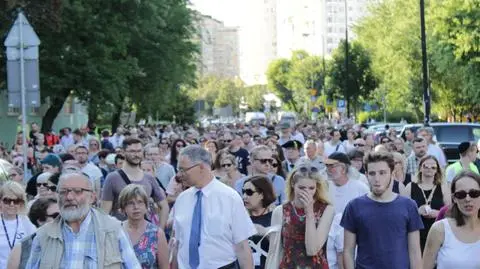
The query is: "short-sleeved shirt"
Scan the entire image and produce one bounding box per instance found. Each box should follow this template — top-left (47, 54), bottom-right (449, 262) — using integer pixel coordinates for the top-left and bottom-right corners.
top-left (341, 194), bottom-right (423, 269)
top-left (0, 215), bottom-right (36, 269)
top-left (101, 170), bottom-right (165, 216)
top-left (173, 178), bottom-right (256, 269)
top-left (229, 148), bottom-right (250, 175)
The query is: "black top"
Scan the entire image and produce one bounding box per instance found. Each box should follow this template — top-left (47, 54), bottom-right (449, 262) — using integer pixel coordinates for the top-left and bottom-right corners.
top-left (250, 211), bottom-right (272, 269)
top-left (410, 182), bottom-right (444, 252)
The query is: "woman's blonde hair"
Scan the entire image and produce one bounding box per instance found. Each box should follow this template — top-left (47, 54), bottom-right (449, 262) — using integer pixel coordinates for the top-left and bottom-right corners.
top-left (286, 164), bottom-right (330, 204)
top-left (118, 184), bottom-right (149, 210)
top-left (391, 152), bottom-right (407, 174)
top-left (416, 155), bottom-right (444, 185)
top-left (141, 160), bottom-right (156, 174)
top-left (0, 181), bottom-right (27, 211)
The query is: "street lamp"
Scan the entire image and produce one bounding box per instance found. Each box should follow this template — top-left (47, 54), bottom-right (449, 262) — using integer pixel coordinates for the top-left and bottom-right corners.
top-left (344, 0), bottom-right (350, 118)
top-left (420, 0), bottom-right (431, 126)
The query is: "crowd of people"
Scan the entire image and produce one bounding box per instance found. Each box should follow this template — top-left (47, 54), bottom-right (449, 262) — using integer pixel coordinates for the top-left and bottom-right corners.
top-left (0, 120), bottom-right (479, 269)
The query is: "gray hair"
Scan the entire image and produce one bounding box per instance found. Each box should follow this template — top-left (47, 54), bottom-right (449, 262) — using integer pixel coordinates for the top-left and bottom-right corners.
top-left (417, 127), bottom-right (434, 135)
top-left (179, 145), bottom-right (212, 167)
top-left (58, 172), bottom-right (93, 189)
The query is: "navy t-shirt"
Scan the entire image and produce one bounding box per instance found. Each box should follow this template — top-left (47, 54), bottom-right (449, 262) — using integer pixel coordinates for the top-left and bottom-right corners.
top-left (341, 194), bottom-right (423, 269)
top-left (230, 148), bottom-right (250, 175)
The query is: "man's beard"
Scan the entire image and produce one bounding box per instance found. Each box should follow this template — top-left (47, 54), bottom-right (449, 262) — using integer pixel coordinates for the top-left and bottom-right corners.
top-left (126, 156), bottom-right (141, 166)
top-left (60, 202), bottom-right (91, 222)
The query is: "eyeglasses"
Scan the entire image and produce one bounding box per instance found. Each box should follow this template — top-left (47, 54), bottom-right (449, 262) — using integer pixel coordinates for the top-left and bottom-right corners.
top-left (222, 140), bottom-right (232, 143)
top-left (255, 158), bottom-right (273, 164)
top-left (126, 149), bottom-right (143, 154)
top-left (242, 188), bottom-right (257, 196)
top-left (453, 189), bottom-right (480, 199)
top-left (177, 163), bottom-right (200, 174)
top-left (126, 200), bottom-right (146, 207)
top-left (221, 163), bottom-right (233, 168)
top-left (2, 197), bottom-right (23, 205)
top-left (422, 165), bottom-right (437, 170)
top-left (57, 188), bottom-right (93, 196)
top-left (46, 212), bottom-right (60, 219)
top-left (354, 144), bottom-right (365, 147)
top-left (297, 166), bottom-right (319, 174)
top-left (176, 144), bottom-right (185, 148)
top-left (37, 183), bottom-right (49, 188)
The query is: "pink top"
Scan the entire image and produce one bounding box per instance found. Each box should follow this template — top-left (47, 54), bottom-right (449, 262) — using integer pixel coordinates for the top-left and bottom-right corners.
top-left (436, 205), bottom-right (450, 221)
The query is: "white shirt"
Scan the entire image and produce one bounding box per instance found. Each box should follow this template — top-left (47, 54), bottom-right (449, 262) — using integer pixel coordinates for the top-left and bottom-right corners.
top-left (428, 143), bottom-right (447, 168)
top-left (327, 213), bottom-right (344, 269)
top-left (81, 162), bottom-right (103, 183)
top-left (328, 178), bottom-right (369, 214)
top-left (173, 178), bottom-right (256, 269)
top-left (0, 214), bottom-right (36, 268)
top-left (109, 134), bottom-right (125, 149)
top-left (324, 141), bottom-right (346, 158)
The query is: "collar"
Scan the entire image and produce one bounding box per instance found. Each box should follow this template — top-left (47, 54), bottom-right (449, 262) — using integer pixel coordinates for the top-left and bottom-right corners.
top-left (193, 178), bottom-right (217, 198)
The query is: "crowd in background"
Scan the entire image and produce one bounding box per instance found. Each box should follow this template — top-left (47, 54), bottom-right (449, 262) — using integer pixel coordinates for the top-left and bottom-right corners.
top-left (0, 119), bottom-right (478, 268)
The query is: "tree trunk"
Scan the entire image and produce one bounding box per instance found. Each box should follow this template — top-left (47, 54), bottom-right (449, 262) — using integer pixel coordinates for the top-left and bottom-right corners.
top-left (87, 104), bottom-right (98, 130)
top-left (110, 103), bottom-right (123, 134)
top-left (41, 90), bottom-right (70, 133)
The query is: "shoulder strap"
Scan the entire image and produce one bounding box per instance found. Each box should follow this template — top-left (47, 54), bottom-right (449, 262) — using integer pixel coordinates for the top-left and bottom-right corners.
top-left (117, 169), bottom-right (131, 185)
top-left (335, 143), bottom-right (340, 151)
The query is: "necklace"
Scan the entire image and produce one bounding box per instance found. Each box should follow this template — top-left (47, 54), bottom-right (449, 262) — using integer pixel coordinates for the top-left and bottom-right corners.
top-left (292, 203), bottom-right (306, 222)
top-left (1, 214), bottom-right (19, 250)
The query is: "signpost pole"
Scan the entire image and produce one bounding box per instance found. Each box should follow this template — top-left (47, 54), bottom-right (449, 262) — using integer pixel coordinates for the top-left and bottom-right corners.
top-left (19, 12), bottom-right (29, 181)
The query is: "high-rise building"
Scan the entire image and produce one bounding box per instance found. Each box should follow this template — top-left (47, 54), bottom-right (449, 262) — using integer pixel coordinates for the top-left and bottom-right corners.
top-left (276, 0), bottom-right (326, 59)
top-left (195, 13), bottom-right (240, 78)
top-left (238, 0), bottom-right (277, 85)
top-left (324, 0), bottom-right (371, 55)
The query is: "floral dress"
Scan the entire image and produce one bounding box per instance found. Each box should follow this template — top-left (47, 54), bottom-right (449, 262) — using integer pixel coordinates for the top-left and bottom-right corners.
top-left (131, 222), bottom-right (159, 269)
top-left (280, 201), bottom-right (329, 269)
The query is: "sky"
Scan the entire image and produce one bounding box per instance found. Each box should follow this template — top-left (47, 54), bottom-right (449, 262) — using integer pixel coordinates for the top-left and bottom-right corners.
top-left (190, 0), bottom-right (243, 26)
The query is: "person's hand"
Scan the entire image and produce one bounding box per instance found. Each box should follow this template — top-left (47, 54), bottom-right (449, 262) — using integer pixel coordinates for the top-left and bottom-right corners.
top-left (298, 190), bottom-right (314, 216)
top-left (426, 209), bottom-right (439, 219)
top-left (418, 205), bottom-right (428, 216)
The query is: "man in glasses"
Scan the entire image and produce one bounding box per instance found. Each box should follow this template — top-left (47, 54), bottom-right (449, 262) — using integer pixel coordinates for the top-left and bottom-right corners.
top-left (341, 151), bottom-right (423, 269)
top-left (234, 145), bottom-right (286, 205)
top-left (26, 172), bottom-right (141, 269)
top-left (101, 138), bottom-right (168, 228)
top-left (326, 152), bottom-right (369, 214)
top-left (172, 145), bottom-right (256, 269)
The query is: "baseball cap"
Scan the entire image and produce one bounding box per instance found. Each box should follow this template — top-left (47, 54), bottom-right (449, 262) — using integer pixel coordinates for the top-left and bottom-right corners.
top-left (325, 152), bottom-right (351, 165)
top-left (281, 140), bottom-right (303, 150)
top-left (40, 154), bottom-right (62, 167)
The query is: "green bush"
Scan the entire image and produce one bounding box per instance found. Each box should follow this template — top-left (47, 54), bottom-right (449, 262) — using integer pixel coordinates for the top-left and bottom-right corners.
top-left (357, 110), bottom-right (417, 123)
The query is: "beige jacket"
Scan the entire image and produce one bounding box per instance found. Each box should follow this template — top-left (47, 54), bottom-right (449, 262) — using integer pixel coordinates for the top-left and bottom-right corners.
top-left (34, 208), bottom-right (124, 269)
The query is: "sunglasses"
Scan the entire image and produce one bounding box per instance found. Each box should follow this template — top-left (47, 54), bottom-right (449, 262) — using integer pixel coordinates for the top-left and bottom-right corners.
top-left (221, 163), bottom-right (233, 168)
top-left (176, 144), bottom-right (185, 148)
top-left (222, 140), bottom-right (232, 143)
top-left (46, 212), bottom-right (60, 219)
top-left (453, 189), bottom-right (480, 199)
top-left (242, 188), bottom-right (257, 196)
top-left (255, 158), bottom-right (273, 164)
top-left (354, 143), bottom-right (365, 147)
top-left (422, 165), bottom-right (437, 170)
top-left (2, 197), bottom-right (23, 205)
top-left (297, 166), bottom-right (319, 173)
top-left (271, 163), bottom-right (279, 168)
top-left (37, 183), bottom-right (49, 188)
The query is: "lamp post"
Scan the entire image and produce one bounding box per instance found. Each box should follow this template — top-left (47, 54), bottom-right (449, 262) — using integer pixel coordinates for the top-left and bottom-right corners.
top-left (344, 0), bottom-right (350, 118)
top-left (420, 0), bottom-right (430, 126)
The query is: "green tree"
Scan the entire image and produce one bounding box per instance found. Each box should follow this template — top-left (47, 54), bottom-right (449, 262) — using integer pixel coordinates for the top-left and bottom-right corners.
top-left (243, 85), bottom-right (267, 111)
top-left (327, 40), bottom-right (377, 115)
top-left (266, 58), bottom-right (298, 112)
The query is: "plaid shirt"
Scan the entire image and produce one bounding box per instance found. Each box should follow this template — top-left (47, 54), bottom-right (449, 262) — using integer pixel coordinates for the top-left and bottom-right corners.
top-left (26, 210), bottom-right (140, 269)
top-left (406, 154), bottom-right (420, 176)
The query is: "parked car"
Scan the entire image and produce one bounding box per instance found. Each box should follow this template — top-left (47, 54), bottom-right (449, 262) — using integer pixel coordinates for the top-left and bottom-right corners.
top-left (400, 123), bottom-right (480, 163)
top-left (366, 123), bottom-right (405, 142)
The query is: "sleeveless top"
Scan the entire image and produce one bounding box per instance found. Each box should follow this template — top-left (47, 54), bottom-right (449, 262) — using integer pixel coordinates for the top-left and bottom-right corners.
top-left (280, 201), bottom-right (329, 269)
top-left (437, 219), bottom-right (480, 269)
top-left (410, 182), bottom-right (444, 250)
top-left (124, 222), bottom-right (159, 269)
